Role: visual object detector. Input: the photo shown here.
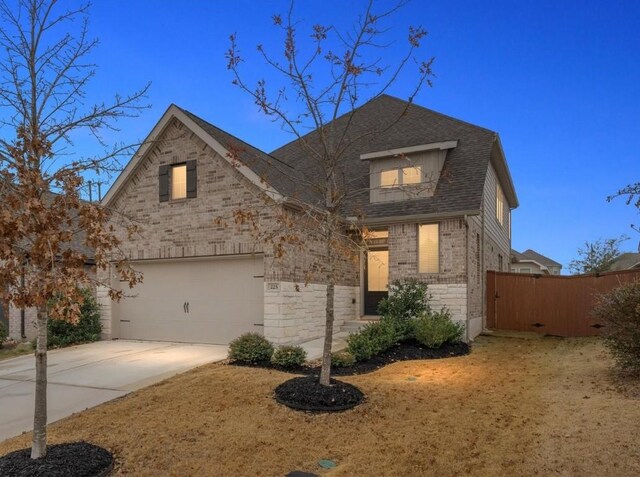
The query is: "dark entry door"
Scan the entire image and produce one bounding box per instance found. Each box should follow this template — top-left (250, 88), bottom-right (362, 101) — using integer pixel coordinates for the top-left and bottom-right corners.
top-left (364, 249), bottom-right (389, 315)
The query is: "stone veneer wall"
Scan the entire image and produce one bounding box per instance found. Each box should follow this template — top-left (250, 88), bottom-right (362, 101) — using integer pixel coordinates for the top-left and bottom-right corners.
top-left (263, 282), bottom-right (359, 344)
top-left (427, 284), bottom-right (468, 328)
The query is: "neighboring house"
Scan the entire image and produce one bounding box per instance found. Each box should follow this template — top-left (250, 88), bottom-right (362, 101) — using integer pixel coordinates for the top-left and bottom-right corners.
top-left (2, 192), bottom-right (96, 341)
top-left (607, 252), bottom-right (640, 271)
top-left (511, 249), bottom-right (562, 275)
top-left (98, 95), bottom-right (518, 345)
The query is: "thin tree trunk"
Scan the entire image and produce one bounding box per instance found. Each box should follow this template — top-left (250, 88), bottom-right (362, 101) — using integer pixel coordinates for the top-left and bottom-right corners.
top-left (31, 306), bottom-right (48, 459)
top-left (319, 214), bottom-right (335, 386)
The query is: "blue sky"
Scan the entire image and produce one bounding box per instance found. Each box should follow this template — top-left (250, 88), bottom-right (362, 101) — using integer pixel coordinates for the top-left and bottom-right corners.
top-left (73, 0), bottom-right (639, 269)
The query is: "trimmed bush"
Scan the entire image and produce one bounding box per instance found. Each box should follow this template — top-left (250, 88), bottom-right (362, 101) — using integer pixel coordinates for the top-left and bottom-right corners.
top-left (346, 319), bottom-right (397, 361)
top-left (593, 280), bottom-right (640, 374)
top-left (377, 278), bottom-right (429, 319)
top-left (229, 333), bottom-right (274, 363)
top-left (271, 345), bottom-right (307, 368)
top-left (0, 322), bottom-right (7, 348)
top-left (48, 289), bottom-right (102, 348)
top-left (414, 310), bottom-right (464, 349)
top-left (331, 350), bottom-right (356, 368)
top-left (381, 315), bottom-right (416, 342)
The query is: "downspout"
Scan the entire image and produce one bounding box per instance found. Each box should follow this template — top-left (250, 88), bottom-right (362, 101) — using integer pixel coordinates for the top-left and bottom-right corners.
top-left (463, 215), bottom-right (470, 342)
top-left (481, 200), bottom-right (486, 331)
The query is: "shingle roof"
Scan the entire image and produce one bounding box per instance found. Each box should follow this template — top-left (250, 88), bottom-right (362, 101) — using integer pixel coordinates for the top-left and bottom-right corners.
top-left (608, 252), bottom-right (640, 271)
top-left (178, 107), bottom-right (308, 201)
top-left (270, 94), bottom-right (499, 219)
top-left (516, 249), bottom-right (562, 268)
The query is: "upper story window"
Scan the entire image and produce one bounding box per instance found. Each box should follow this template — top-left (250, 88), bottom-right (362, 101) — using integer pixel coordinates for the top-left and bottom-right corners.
top-left (362, 141), bottom-right (457, 204)
top-left (159, 160), bottom-right (197, 202)
top-left (380, 166), bottom-right (422, 188)
top-left (418, 223), bottom-right (439, 273)
top-left (496, 182), bottom-right (505, 225)
top-left (171, 164), bottom-right (187, 200)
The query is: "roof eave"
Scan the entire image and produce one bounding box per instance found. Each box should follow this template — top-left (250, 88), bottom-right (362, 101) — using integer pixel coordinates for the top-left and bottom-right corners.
top-left (491, 135), bottom-right (519, 209)
top-left (102, 105), bottom-right (286, 207)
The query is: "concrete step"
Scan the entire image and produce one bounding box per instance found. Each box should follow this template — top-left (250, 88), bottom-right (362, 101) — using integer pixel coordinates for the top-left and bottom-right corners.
top-left (339, 317), bottom-right (380, 334)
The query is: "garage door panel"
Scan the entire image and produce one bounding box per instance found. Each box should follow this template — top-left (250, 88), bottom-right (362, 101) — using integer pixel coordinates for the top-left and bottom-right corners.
top-left (114, 256), bottom-right (264, 344)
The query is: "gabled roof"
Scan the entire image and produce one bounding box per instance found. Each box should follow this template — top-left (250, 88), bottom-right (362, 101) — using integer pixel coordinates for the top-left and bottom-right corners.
top-left (608, 252), bottom-right (640, 271)
top-left (177, 107), bottom-right (307, 201)
top-left (105, 96), bottom-right (518, 222)
top-left (271, 94), bottom-right (518, 220)
top-left (102, 105), bottom-right (292, 206)
top-left (513, 249), bottom-right (562, 268)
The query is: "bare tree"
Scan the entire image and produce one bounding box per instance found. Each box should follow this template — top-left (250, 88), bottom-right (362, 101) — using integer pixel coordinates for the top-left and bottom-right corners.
top-left (225, 0), bottom-right (433, 385)
top-left (568, 236), bottom-right (629, 274)
top-left (0, 0), bottom-right (147, 458)
top-left (608, 182), bottom-right (640, 250)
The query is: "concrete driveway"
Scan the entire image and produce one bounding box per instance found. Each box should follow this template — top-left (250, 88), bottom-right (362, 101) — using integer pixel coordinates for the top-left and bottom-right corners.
top-left (0, 340), bottom-right (227, 442)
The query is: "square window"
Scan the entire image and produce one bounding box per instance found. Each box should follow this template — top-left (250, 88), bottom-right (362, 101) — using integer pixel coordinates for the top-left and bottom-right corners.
top-left (380, 169), bottom-right (398, 188)
top-left (171, 164), bottom-right (187, 200)
top-left (401, 166), bottom-right (422, 185)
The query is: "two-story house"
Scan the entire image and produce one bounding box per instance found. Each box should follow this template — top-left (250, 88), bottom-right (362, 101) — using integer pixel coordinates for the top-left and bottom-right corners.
top-left (98, 95), bottom-right (517, 345)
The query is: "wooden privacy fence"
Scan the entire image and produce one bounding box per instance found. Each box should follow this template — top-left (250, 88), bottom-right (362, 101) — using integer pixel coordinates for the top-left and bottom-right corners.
top-left (486, 269), bottom-right (640, 337)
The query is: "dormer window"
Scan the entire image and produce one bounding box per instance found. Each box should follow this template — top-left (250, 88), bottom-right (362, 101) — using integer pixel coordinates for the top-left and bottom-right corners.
top-left (362, 141), bottom-right (457, 204)
top-left (380, 166), bottom-right (422, 188)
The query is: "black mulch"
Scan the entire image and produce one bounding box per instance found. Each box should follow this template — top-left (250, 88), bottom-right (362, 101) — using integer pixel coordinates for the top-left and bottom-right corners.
top-left (275, 376), bottom-right (364, 412)
top-left (0, 442), bottom-right (113, 477)
top-left (231, 340), bottom-right (470, 376)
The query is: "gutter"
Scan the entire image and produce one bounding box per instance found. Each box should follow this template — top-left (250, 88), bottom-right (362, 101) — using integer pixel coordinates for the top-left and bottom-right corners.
top-left (351, 209), bottom-right (481, 226)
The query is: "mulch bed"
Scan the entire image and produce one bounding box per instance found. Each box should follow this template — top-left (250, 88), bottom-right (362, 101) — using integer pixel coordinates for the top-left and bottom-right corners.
top-left (275, 376), bottom-right (364, 412)
top-left (231, 340), bottom-right (470, 376)
top-left (0, 442), bottom-right (113, 477)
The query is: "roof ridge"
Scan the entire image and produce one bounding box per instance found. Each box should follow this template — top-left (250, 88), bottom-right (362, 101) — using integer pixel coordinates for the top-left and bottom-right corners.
top-left (271, 93), bottom-right (496, 154)
top-left (378, 94), bottom-right (497, 135)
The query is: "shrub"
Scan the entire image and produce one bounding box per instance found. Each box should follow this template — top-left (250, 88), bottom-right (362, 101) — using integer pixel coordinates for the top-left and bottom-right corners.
top-left (377, 278), bottom-right (429, 320)
top-left (331, 350), bottom-right (356, 368)
top-left (593, 280), bottom-right (640, 374)
top-left (48, 289), bottom-right (102, 348)
top-left (346, 319), bottom-right (397, 361)
top-left (229, 333), bottom-right (274, 363)
top-left (0, 322), bottom-right (7, 348)
top-left (271, 345), bottom-right (307, 368)
top-left (414, 310), bottom-right (464, 348)
top-left (381, 315), bottom-right (416, 342)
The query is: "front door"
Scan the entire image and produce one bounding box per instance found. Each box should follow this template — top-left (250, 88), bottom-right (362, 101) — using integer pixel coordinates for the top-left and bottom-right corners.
top-left (364, 249), bottom-right (389, 315)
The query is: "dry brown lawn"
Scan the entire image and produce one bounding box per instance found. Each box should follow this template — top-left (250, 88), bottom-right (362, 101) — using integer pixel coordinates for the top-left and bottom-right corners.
top-left (1, 336), bottom-right (639, 476)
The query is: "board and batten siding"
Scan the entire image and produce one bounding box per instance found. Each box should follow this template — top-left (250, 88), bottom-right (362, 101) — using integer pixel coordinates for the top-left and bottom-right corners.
top-left (482, 163), bottom-right (511, 272)
top-left (369, 149), bottom-right (447, 203)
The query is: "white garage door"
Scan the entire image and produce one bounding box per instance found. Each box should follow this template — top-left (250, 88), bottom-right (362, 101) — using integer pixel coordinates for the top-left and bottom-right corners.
top-left (113, 255), bottom-right (264, 344)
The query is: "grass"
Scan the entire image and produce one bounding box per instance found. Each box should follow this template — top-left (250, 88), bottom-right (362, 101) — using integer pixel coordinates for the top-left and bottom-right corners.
top-left (1, 336), bottom-right (639, 476)
top-left (0, 342), bottom-right (33, 361)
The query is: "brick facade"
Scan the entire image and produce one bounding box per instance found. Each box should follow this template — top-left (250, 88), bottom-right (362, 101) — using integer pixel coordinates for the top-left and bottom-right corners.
top-left (97, 111), bottom-right (513, 345)
top-left (101, 116), bottom-right (358, 343)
